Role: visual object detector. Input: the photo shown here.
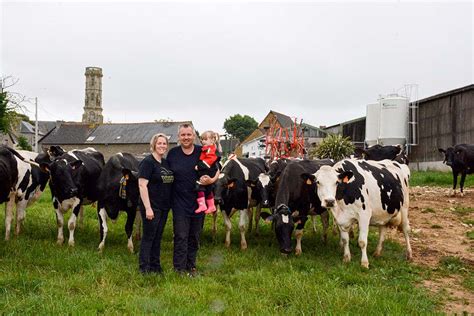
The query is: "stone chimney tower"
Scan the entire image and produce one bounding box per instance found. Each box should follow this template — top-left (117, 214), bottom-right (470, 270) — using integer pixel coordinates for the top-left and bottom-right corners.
top-left (82, 67), bottom-right (104, 124)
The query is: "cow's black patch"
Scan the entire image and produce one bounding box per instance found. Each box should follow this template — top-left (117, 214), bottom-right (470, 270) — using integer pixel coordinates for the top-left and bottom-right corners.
top-left (362, 203), bottom-right (366, 210)
top-left (404, 178), bottom-right (407, 186)
top-left (335, 160), bottom-right (365, 205)
top-left (393, 162), bottom-right (401, 169)
top-left (358, 161), bottom-right (404, 214)
top-left (18, 169), bottom-right (31, 193)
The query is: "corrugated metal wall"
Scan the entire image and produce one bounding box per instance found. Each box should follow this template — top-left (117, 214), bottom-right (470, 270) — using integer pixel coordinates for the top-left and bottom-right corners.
top-left (410, 86), bottom-right (474, 162)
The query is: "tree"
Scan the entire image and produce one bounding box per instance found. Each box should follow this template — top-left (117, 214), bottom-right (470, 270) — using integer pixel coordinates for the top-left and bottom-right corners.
top-left (17, 136), bottom-right (32, 151)
top-left (0, 76), bottom-right (27, 134)
top-left (309, 134), bottom-right (355, 161)
top-left (223, 114), bottom-right (258, 142)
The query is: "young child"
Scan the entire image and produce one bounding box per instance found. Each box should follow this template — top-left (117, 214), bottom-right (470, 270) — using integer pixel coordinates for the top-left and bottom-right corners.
top-left (194, 130), bottom-right (221, 214)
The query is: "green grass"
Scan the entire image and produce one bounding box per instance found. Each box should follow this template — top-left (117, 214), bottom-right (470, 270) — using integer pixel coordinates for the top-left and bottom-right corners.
top-left (467, 231), bottom-right (474, 240)
top-left (452, 207), bottom-right (474, 216)
top-left (422, 208), bottom-right (436, 214)
top-left (410, 171), bottom-right (474, 188)
top-left (0, 188), bottom-right (442, 314)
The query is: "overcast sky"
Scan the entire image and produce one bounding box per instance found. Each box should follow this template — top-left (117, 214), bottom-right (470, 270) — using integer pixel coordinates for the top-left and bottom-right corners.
top-left (1, 1), bottom-right (473, 134)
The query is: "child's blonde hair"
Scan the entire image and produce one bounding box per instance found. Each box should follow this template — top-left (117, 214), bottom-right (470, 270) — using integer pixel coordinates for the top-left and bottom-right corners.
top-left (201, 130), bottom-right (222, 152)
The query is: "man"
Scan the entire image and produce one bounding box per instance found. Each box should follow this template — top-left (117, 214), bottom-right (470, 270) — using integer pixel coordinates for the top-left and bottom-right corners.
top-left (167, 123), bottom-right (219, 276)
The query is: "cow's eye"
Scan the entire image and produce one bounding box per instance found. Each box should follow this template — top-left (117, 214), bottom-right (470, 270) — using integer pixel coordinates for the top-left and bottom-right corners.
top-left (316, 180), bottom-right (319, 185)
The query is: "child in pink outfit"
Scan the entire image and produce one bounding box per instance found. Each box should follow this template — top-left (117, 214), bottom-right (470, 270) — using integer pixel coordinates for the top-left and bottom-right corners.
top-left (194, 131), bottom-right (221, 214)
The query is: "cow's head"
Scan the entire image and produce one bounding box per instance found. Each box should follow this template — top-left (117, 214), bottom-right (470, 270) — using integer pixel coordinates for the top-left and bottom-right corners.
top-left (40, 158), bottom-right (83, 201)
top-left (438, 147), bottom-right (456, 166)
top-left (314, 165), bottom-right (353, 208)
top-left (246, 173), bottom-right (272, 207)
top-left (260, 204), bottom-right (295, 254)
top-left (214, 173), bottom-right (237, 206)
top-left (121, 168), bottom-right (140, 206)
top-left (47, 145), bottom-right (66, 159)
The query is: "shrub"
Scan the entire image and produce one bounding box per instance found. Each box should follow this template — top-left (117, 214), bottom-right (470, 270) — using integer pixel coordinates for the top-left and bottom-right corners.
top-left (311, 134), bottom-right (355, 161)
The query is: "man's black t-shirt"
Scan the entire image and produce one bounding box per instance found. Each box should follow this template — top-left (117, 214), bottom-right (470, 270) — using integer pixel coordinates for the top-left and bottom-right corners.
top-left (138, 154), bottom-right (174, 211)
top-left (167, 145), bottom-right (203, 218)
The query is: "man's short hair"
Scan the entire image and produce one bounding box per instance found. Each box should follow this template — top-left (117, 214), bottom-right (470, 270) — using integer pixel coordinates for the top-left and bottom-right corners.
top-left (178, 123), bottom-right (196, 135)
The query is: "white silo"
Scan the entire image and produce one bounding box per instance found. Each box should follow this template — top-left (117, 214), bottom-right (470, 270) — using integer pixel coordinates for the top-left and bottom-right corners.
top-left (378, 94), bottom-right (409, 146)
top-left (365, 102), bottom-right (380, 147)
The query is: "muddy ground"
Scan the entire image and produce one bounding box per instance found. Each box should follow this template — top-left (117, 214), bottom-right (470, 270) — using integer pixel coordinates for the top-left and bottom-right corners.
top-left (388, 186), bottom-right (474, 314)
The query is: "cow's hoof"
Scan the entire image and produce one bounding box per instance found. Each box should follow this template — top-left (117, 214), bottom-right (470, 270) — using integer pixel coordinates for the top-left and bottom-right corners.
top-left (343, 255), bottom-right (351, 263)
top-left (295, 248), bottom-right (302, 256)
top-left (460, 192), bottom-right (465, 197)
top-left (225, 241), bottom-right (231, 248)
top-left (240, 242), bottom-right (247, 250)
top-left (98, 243), bottom-right (105, 253)
top-left (57, 238), bottom-right (64, 245)
top-left (361, 261), bottom-right (369, 269)
top-left (68, 240), bottom-right (75, 247)
top-left (406, 252), bottom-right (413, 261)
top-left (5, 235), bottom-right (10, 241)
top-left (373, 250), bottom-right (382, 257)
top-left (127, 243), bottom-right (134, 254)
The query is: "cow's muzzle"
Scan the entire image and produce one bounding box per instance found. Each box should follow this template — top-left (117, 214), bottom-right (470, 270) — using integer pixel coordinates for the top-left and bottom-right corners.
top-left (324, 198), bottom-right (335, 208)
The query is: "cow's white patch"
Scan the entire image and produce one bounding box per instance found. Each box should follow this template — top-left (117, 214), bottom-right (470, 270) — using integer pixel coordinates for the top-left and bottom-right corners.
top-left (258, 173), bottom-right (270, 187)
top-left (218, 173), bottom-right (225, 179)
top-left (67, 152), bottom-right (79, 160)
top-left (282, 214), bottom-right (289, 224)
top-left (59, 197), bottom-right (81, 212)
top-left (118, 152), bottom-right (123, 157)
top-left (233, 159), bottom-right (250, 180)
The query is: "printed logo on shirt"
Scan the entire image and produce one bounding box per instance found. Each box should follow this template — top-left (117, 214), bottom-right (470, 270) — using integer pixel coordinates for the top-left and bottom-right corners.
top-left (161, 167), bottom-right (174, 184)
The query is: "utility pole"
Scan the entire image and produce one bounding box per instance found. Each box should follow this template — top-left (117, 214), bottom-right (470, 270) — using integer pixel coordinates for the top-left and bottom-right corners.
top-left (34, 97), bottom-right (38, 152)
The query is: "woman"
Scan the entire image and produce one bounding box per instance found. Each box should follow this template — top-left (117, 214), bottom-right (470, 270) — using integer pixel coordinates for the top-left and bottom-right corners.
top-left (138, 133), bottom-right (174, 274)
top-left (167, 123), bottom-right (219, 276)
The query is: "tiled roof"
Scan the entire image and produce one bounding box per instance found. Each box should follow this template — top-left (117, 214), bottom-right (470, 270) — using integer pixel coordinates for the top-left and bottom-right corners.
top-left (40, 121), bottom-right (192, 145)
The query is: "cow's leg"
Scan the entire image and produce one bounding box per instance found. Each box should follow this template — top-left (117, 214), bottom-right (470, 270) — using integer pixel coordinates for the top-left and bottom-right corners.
top-left (247, 207), bottom-right (253, 233)
top-left (459, 172), bottom-right (467, 197)
top-left (320, 211), bottom-right (329, 244)
top-left (4, 195), bottom-right (15, 241)
top-left (401, 207), bottom-right (413, 261)
top-left (125, 208), bottom-right (136, 253)
top-left (78, 205), bottom-right (84, 227)
top-left (373, 225), bottom-right (387, 257)
top-left (15, 199), bottom-right (28, 237)
top-left (451, 171), bottom-right (458, 196)
top-left (254, 204), bottom-right (261, 236)
top-left (311, 215), bottom-right (317, 233)
top-left (358, 214), bottom-right (370, 269)
top-left (211, 210), bottom-right (218, 238)
top-left (134, 209), bottom-right (142, 241)
top-left (98, 207), bottom-right (108, 252)
top-left (295, 218), bottom-right (307, 256)
top-left (340, 229), bottom-right (351, 263)
top-left (222, 211), bottom-right (232, 248)
top-left (239, 209), bottom-right (249, 250)
top-left (68, 202), bottom-right (81, 247)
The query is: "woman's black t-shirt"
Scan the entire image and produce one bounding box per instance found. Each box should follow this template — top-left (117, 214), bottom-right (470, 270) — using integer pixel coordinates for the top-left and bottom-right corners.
top-left (138, 154), bottom-right (174, 211)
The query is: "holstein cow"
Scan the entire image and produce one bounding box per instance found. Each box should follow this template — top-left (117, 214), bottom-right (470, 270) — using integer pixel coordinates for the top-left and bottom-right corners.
top-left (97, 153), bottom-right (140, 253)
top-left (214, 157), bottom-right (266, 249)
top-left (260, 159), bottom-right (334, 255)
top-left (40, 147), bottom-right (105, 246)
top-left (355, 144), bottom-right (404, 161)
top-left (0, 147), bottom-right (49, 240)
top-left (438, 144), bottom-right (474, 196)
top-left (313, 159), bottom-right (412, 268)
top-left (0, 146), bottom-right (19, 205)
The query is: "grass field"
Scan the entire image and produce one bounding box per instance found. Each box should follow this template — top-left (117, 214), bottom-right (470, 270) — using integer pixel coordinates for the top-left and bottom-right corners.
top-left (1, 171), bottom-right (467, 314)
top-left (409, 170), bottom-right (474, 188)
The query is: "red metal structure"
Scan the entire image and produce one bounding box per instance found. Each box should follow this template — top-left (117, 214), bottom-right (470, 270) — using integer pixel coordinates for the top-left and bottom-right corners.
top-left (263, 117), bottom-right (306, 160)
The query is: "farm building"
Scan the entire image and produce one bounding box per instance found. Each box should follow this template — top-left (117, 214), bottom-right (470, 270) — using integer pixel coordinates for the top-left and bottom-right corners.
top-left (39, 121), bottom-right (194, 160)
top-left (324, 84), bottom-right (474, 171)
top-left (236, 110), bottom-right (328, 158)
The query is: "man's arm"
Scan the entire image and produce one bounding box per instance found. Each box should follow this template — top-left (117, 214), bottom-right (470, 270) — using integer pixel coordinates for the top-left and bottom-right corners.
top-left (199, 169), bottom-right (220, 185)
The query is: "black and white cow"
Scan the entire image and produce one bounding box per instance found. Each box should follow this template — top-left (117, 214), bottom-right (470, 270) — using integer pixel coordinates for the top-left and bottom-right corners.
top-left (214, 157), bottom-right (266, 249)
top-left (438, 144), bottom-right (474, 196)
top-left (313, 159), bottom-right (412, 268)
top-left (0, 146), bottom-right (19, 205)
top-left (260, 159), bottom-right (334, 255)
top-left (0, 147), bottom-right (49, 240)
top-left (40, 147), bottom-right (105, 246)
top-left (97, 153), bottom-right (140, 253)
top-left (356, 144), bottom-right (404, 161)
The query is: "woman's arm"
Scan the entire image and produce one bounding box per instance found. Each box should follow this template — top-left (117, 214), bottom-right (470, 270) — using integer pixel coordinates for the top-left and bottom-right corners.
top-left (138, 178), bottom-right (154, 220)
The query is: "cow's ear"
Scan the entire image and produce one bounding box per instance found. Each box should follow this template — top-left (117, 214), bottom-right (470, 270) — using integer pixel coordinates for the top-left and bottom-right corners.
top-left (39, 162), bottom-right (50, 173)
top-left (70, 160), bottom-right (83, 170)
top-left (122, 168), bottom-right (136, 180)
top-left (438, 148), bottom-right (446, 154)
top-left (227, 178), bottom-right (237, 189)
top-left (338, 171), bottom-right (353, 183)
top-left (246, 180), bottom-right (257, 187)
top-left (260, 212), bottom-right (273, 223)
top-left (300, 173), bottom-right (315, 185)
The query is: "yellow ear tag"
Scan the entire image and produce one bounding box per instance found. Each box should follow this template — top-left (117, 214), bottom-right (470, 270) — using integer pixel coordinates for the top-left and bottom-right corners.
top-left (125, 175), bottom-right (129, 180)
top-left (228, 182), bottom-right (235, 189)
top-left (343, 176), bottom-right (349, 183)
top-left (306, 179), bottom-right (312, 185)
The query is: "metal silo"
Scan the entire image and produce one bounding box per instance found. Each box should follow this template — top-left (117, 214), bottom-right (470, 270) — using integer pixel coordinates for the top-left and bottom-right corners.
top-left (378, 94), bottom-right (409, 146)
top-left (365, 102), bottom-right (380, 147)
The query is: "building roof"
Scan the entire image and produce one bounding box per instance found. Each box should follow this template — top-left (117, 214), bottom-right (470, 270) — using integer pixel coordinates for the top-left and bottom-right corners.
top-left (269, 110), bottom-right (294, 128)
top-left (20, 121), bottom-right (36, 134)
top-left (40, 121), bottom-right (191, 145)
top-left (414, 84), bottom-right (474, 104)
top-left (37, 121), bottom-right (59, 135)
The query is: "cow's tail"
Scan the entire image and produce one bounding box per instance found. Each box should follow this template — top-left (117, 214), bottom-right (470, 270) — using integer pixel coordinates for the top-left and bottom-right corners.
top-left (2, 146), bottom-right (41, 168)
